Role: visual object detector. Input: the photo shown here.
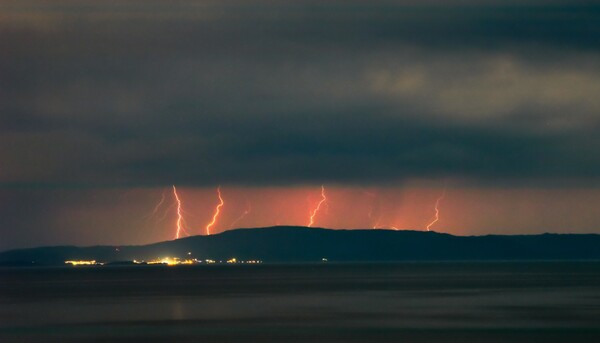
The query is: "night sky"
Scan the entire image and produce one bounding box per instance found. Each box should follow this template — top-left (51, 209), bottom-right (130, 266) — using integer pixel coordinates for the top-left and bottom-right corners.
top-left (1, 0), bottom-right (600, 250)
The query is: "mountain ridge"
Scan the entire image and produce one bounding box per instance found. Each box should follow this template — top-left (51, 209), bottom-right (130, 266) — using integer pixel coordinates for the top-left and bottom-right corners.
top-left (2, 226), bottom-right (600, 266)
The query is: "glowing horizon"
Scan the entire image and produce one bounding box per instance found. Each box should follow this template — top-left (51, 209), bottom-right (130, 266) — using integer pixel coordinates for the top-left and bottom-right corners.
top-left (150, 183), bottom-right (453, 242)
top-left (3, 183), bottom-right (600, 250)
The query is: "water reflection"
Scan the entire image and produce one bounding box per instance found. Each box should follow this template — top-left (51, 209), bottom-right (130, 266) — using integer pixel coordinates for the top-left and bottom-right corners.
top-left (1, 262), bottom-right (599, 342)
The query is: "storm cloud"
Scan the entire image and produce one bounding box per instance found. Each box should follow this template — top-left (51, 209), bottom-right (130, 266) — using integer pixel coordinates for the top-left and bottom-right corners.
top-left (2, 1), bottom-right (600, 249)
top-left (1, 0), bottom-right (599, 187)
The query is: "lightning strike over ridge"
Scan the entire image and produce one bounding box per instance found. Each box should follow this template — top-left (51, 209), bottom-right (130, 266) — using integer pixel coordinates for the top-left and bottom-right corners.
top-left (151, 191), bottom-right (166, 216)
top-left (205, 186), bottom-right (224, 235)
top-left (308, 185), bottom-right (327, 227)
top-left (156, 202), bottom-right (176, 223)
top-left (144, 189), bottom-right (167, 222)
top-left (172, 185), bottom-right (189, 239)
top-left (372, 215), bottom-right (382, 229)
top-left (230, 201), bottom-right (251, 229)
top-left (426, 187), bottom-right (447, 231)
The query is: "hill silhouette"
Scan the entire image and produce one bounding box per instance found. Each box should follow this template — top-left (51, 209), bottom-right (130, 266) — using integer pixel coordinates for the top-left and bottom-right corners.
top-left (1, 226), bottom-right (600, 266)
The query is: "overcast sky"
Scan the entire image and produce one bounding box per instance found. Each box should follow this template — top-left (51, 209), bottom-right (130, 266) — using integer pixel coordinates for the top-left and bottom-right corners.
top-left (1, 0), bottom-right (599, 249)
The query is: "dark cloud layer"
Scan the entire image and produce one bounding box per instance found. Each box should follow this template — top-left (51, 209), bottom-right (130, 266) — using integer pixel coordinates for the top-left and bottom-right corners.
top-left (1, 0), bottom-right (600, 187)
top-left (2, 1), bottom-right (600, 250)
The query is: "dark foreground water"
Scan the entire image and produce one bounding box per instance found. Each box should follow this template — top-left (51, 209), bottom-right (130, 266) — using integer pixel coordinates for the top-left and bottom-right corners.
top-left (1, 262), bottom-right (600, 342)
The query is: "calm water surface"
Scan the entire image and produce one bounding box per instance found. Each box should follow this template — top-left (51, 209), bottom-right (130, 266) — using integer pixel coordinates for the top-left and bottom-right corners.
top-left (1, 262), bottom-right (599, 342)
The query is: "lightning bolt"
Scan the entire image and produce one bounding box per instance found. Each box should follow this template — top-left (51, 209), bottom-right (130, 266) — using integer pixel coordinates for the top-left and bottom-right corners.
top-left (156, 202), bottom-right (176, 223)
top-left (144, 190), bottom-right (166, 221)
top-left (308, 185), bottom-right (327, 228)
top-left (151, 190), bottom-right (166, 215)
top-left (365, 193), bottom-right (375, 220)
top-left (172, 185), bottom-right (189, 239)
top-left (230, 201), bottom-right (251, 229)
top-left (425, 187), bottom-right (447, 231)
top-left (205, 186), bottom-right (224, 235)
top-left (372, 215), bottom-right (382, 229)
top-left (365, 190), bottom-right (381, 229)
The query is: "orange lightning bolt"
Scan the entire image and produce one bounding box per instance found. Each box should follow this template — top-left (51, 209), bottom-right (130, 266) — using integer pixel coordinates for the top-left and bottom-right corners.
top-left (205, 186), bottom-right (224, 235)
top-left (364, 190), bottom-right (381, 229)
top-left (144, 190), bottom-right (166, 221)
top-left (308, 185), bottom-right (327, 227)
top-left (372, 215), bottom-right (382, 229)
top-left (156, 202), bottom-right (176, 223)
top-left (425, 187), bottom-right (447, 231)
top-left (151, 190), bottom-right (166, 215)
top-left (172, 185), bottom-right (189, 239)
top-left (230, 201), bottom-right (251, 229)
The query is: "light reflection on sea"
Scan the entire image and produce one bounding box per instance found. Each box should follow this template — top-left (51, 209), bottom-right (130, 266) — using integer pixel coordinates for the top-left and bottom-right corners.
top-left (1, 262), bottom-right (599, 342)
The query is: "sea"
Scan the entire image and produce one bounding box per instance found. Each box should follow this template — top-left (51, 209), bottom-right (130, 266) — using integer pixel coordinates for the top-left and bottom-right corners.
top-left (1, 262), bottom-right (599, 342)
